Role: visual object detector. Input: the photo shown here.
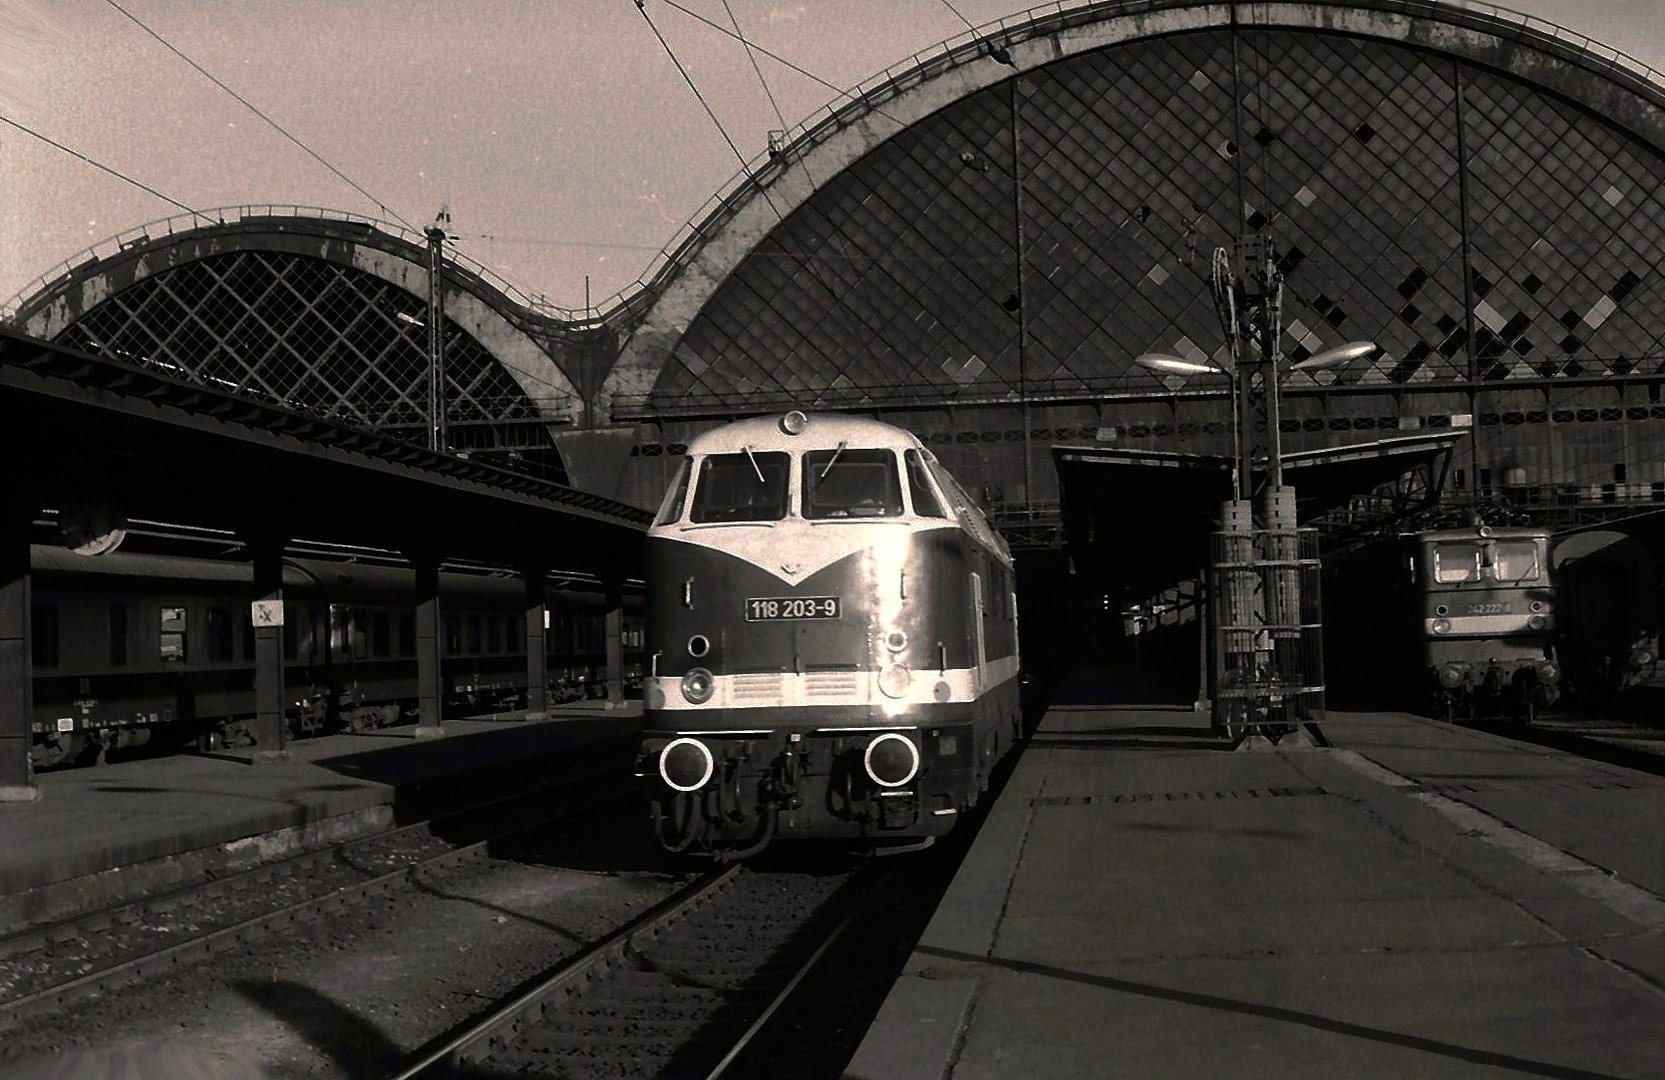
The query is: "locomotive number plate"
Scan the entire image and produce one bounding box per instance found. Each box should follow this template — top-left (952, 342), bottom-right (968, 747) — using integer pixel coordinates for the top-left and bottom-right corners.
top-left (745, 596), bottom-right (840, 622)
top-left (1465, 602), bottom-right (1512, 615)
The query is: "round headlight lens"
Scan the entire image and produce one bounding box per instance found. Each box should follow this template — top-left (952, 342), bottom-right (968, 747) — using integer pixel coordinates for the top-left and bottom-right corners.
top-left (687, 634), bottom-right (710, 658)
top-left (780, 410), bottom-right (809, 435)
top-left (864, 732), bottom-right (920, 787)
top-left (1438, 665), bottom-right (1465, 689)
top-left (877, 663), bottom-right (912, 699)
top-left (1528, 615), bottom-right (1546, 630)
top-left (659, 737), bottom-right (715, 791)
top-left (680, 667), bottom-right (714, 704)
top-left (884, 629), bottom-right (908, 653)
top-left (1432, 619), bottom-right (1451, 635)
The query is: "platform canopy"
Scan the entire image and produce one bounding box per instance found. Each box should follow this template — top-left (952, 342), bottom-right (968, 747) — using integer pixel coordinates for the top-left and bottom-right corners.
top-left (1052, 431), bottom-right (1466, 596)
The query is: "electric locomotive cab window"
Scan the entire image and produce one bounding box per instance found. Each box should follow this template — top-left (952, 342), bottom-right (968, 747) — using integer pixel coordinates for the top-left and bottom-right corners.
top-left (803, 448), bottom-right (903, 519)
top-left (689, 451), bottom-right (790, 523)
top-left (1433, 541), bottom-right (1541, 583)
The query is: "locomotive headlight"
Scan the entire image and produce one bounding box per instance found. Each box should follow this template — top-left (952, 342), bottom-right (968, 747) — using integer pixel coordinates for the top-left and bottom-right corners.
top-left (1537, 661), bottom-right (1560, 684)
top-left (780, 410), bottom-right (809, 435)
top-left (1438, 664), bottom-right (1466, 689)
top-left (659, 737), bottom-right (715, 791)
top-left (1529, 601), bottom-right (1544, 613)
top-left (1432, 619), bottom-right (1451, 635)
top-left (884, 629), bottom-right (908, 653)
top-left (687, 635), bottom-right (710, 658)
top-left (877, 663), bottom-right (913, 698)
top-left (680, 667), bottom-right (715, 704)
top-left (1630, 648), bottom-right (1655, 669)
top-left (864, 732), bottom-right (920, 787)
top-left (1528, 615), bottom-right (1547, 630)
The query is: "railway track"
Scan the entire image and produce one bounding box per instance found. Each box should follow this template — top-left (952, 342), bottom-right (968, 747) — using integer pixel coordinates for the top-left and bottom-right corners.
top-left (396, 859), bottom-right (893, 1079)
top-left (0, 760), bottom-right (634, 1029)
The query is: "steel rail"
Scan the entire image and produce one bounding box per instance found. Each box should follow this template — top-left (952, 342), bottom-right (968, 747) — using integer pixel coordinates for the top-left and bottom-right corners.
top-left (0, 761), bottom-right (631, 1028)
top-left (705, 862), bottom-right (899, 1079)
top-left (391, 865), bottom-right (741, 1080)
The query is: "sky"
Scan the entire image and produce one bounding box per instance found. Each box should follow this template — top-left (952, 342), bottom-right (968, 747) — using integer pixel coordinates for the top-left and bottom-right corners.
top-left (3, 0), bottom-right (1664, 315)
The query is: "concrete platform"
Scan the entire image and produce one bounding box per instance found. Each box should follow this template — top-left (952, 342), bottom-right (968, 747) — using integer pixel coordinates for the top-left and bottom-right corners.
top-left (0, 702), bottom-right (641, 932)
top-left (851, 702), bottom-right (1665, 1078)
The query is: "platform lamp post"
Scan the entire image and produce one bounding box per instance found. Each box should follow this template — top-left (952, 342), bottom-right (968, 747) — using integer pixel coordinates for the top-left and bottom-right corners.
top-left (1134, 236), bottom-right (1376, 741)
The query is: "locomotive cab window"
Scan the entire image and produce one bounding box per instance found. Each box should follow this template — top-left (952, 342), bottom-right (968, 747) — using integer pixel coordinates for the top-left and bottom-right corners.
top-left (159, 606), bottom-right (188, 663)
top-left (1488, 541), bottom-right (1540, 581)
top-left (904, 449), bottom-right (947, 518)
top-left (654, 457), bottom-right (692, 525)
top-left (803, 448), bottom-right (903, 519)
top-left (207, 607), bottom-right (233, 663)
top-left (690, 451), bottom-right (790, 523)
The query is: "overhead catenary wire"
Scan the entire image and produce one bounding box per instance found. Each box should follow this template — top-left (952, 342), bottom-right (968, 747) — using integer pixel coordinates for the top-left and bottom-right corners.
top-left (0, 113), bottom-right (200, 217)
top-left (100, 0), bottom-right (417, 233)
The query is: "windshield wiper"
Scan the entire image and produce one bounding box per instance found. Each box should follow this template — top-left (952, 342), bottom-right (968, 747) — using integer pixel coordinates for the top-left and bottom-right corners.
top-left (743, 444), bottom-right (764, 484)
top-left (818, 440), bottom-right (848, 482)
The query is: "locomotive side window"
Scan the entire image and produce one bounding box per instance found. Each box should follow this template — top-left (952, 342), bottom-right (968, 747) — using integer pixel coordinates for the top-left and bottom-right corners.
top-left (207, 607), bottom-right (233, 663)
top-left (690, 451), bottom-right (790, 523)
top-left (467, 614), bottom-right (483, 655)
top-left (487, 616), bottom-right (502, 654)
top-left (446, 615), bottom-right (461, 655)
top-left (109, 603), bottom-right (128, 666)
top-left (904, 450), bottom-right (946, 517)
top-left (654, 457), bottom-right (692, 526)
top-left (159, 606), bottom-right (188, 663)
top-left (31, 602), bottom-right (59, 669)
top-left (803, 448), bottom-right (904, 519)
top-left (398, 613), bottom-right (415, 657)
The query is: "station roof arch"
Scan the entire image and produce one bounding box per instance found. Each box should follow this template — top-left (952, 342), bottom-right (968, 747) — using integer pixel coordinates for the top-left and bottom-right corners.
top-left (604, 0), bottom-right (1665, 420)
top-left (8, 207), bottom-right (585, 474)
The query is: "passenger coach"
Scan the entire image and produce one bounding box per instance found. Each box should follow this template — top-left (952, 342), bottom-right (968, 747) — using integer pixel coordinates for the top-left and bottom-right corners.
top-left (637, 411), bottom-right (1021, 857)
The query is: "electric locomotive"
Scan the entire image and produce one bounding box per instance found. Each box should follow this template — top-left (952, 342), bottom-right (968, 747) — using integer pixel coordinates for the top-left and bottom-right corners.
top-left (637, 411), bottom-right (1021, 857)
top-left (1409, 523), bottom-right (1560, 721)
top-left (1326, 522), bottom-right (1559, 720)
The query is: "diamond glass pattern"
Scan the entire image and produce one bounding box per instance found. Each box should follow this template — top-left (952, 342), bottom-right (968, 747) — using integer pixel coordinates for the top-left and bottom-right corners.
top-left (53, 251), bottom-right (550, 453)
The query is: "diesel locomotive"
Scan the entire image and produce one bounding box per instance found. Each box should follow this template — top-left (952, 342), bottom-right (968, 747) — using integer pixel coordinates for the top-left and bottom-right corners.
top-left (637, 411), bottom-right (1021, 857)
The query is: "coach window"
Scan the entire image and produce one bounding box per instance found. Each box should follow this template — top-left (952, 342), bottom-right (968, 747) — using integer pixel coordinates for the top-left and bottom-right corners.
top-left (904, 450), bottom-right (946, 517)
top-left (160, 606), bottom-right (188, 663)
top-left (654, 457), bottom-right (692, 525)
top-left (372, 611), bottom-right (391, 658)
top-left (283, 615), bottom-right (298, 660)
top-left (207, 607), bottom-right (233, 663)
top-left (689, 451), bottom-right (790, 523)
top-left (446, 614), bottom-right (461, 655)
top-left (398, 612), bottom-right (415, 657)
top-left (467, 614), bottom-right (483, 655)
top-left (508, 614), bottom-right (524, 654)
top-left (487, 615), bottom-right (502, 654)
top-left (109, 603), bottom-right (129, 666)
top-left (31, 603), bottom-right (59, 669)
top-left (351, 608), bottom-right (369, 659)
top-left (803, 448), bottom-right (904, 519)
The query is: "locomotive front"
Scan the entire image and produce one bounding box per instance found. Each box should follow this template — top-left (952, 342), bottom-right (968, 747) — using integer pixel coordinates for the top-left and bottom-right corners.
top-left (1415, 525), bottom-right (1559, 721)
top-left (637, 411), bottom-right (1019, 857)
